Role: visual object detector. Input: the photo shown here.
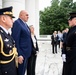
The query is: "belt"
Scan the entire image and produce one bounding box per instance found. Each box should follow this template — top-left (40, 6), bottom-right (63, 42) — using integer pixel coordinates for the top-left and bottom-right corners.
top-left (66, 47), bottom-right (71, 51)
top-left (66, 47), bottom-right (76, 51)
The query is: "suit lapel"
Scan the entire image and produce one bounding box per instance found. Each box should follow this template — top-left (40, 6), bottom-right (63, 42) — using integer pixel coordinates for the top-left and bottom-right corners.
top-left (18, 18), bottom-right (30, 33)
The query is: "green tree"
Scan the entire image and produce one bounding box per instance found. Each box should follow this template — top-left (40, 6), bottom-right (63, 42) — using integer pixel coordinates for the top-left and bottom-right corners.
top-left (72, 2), bottom-right (76, 12)
top-left (40, 0), bottom-right (75, 35)
top-left (40, 0), bottom-right (60, 34)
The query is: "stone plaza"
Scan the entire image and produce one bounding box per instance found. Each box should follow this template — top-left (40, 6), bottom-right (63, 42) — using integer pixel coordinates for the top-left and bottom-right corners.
top-left (35, 40), bottom-right (63, 75)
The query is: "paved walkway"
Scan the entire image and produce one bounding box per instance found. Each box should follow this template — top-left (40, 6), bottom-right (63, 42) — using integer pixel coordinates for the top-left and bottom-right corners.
top-left (36, 41), bottom-right (63, 75)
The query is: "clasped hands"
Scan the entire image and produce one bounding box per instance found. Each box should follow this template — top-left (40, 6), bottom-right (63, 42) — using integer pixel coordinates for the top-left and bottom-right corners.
top-left (18, 55), bottom-right (24, 64)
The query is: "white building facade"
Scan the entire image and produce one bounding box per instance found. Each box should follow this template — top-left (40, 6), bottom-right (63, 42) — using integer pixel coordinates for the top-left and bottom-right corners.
top-left (0, 0), bottom-right (39, 37)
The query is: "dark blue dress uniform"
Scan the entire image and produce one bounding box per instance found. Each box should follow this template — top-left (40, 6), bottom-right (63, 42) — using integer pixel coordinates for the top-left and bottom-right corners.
top-left (0, 27), bottom-right (17, 75)
top-left (62, 12), bottom-right (76, 75)
top-left (0, 6), bottom-right (17, 75)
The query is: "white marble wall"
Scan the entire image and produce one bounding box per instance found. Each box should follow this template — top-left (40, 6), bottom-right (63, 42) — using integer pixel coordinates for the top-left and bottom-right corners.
top-left (25, 0), bottom-right (39, 38)
top-left (2, 0), bottom-right (25, 19)
top-left (2, 0), bottom-right (26, 34)
top-left (2, 0), bottom-right (39, 37)
top-left (0, 0), bottom-right (2, 8)
top-left (35, 0), bottom-right (39, 38)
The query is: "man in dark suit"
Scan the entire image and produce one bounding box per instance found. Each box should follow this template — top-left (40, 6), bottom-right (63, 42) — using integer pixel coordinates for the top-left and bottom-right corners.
top-left (0, 6), bottom-right (17, 75)
top-left (51, 31), bottom-right (58, 54)
top-left (12, 10), bottom-right (32, 75)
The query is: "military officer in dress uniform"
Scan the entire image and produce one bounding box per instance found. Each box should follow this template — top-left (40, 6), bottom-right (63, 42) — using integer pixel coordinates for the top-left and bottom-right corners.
top-left (62, 12), bottom-right (76, 75)
top-left (0, 6), bottom-right (17, 75)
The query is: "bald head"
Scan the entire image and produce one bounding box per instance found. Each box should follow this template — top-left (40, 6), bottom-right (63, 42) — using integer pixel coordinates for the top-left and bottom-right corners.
top-left (19, 10), bottom-right (29, 22)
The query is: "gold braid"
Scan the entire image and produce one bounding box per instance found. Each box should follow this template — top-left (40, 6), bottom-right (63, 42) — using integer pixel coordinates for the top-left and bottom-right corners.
top-left (0, 35), bottom-right (18, 65)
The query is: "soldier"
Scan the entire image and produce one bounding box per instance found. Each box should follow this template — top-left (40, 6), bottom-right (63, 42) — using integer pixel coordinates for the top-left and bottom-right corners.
top-left (62, 12), bottom-right (76, 75)
top-left (0, 6), bottom-right (17, 75)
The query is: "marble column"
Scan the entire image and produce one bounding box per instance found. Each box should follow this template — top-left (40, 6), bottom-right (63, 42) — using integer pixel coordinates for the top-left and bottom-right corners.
top-left (2, 0), bottom-right (25, 19)
top-left (25, 0), bottom-right (39, 38)
top-left (0, 0), bottom-right (2, 8)
top-left (2, 0), bottom-right (25, 34)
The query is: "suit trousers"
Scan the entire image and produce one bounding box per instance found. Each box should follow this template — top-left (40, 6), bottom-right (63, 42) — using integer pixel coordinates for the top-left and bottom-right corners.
top-left (27, 54), bottom-right (37, 75)
top-left (18, 58), bottom-right (28, 75)
top-left (52, 44), bottom-right (57, 54)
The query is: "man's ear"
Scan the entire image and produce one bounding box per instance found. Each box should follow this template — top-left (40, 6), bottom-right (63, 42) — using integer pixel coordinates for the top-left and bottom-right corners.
top-left (1, 15), bottom-right (6, 23)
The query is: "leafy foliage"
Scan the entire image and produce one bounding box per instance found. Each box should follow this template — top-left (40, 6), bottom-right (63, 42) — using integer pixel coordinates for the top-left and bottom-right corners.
top-left (40, 0), bottom-right (76, 34)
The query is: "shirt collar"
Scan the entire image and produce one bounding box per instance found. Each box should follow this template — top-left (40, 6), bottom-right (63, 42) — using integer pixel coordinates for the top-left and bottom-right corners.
top-left (0, 25), bottom-right (8, 34)
top-left (19, 18), bottom-right (27, 25)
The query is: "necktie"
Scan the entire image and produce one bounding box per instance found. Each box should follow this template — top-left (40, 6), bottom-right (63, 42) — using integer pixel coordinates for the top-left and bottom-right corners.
top-left (8, 33), bottom-right (11, 36)
top-left (26, 25), bottom-right (30, 32)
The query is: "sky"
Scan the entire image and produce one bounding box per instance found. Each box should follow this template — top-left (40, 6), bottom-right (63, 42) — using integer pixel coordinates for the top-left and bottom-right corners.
top-left (39, 0), bottom-right (51, 10)
top-left (39, 0), bottom-right (76, 10)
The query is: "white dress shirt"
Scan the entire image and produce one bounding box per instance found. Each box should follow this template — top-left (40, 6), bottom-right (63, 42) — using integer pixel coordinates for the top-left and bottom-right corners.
top-left (0, 25), bottom-right (9, 34)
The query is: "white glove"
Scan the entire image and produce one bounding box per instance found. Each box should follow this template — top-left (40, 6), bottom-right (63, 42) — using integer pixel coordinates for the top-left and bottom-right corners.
top-left (62, 54), bottom-right (66, 62)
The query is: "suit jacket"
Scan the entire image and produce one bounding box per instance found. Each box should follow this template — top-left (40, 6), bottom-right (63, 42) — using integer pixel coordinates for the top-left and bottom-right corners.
top-left (51, 34), bottom-right (58, 45)
top-left (12, 18), bottom-right (32, 58)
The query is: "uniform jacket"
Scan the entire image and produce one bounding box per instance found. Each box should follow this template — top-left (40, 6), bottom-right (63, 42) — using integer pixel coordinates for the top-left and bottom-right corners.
top-left (0, 27), bottom-right (17, 75)
top-left (63, 26), bottom-right (76, 75)
top-left (65, 26), bottom-right (76, 62)
top-left (51, 34), bottom-right (58, 45)
top-left (12, 18), bottom-right (32, 58)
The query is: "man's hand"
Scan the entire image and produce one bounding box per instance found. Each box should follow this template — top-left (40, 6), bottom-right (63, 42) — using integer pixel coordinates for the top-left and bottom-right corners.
top-left (18, 56), bottom-right (24, 64)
